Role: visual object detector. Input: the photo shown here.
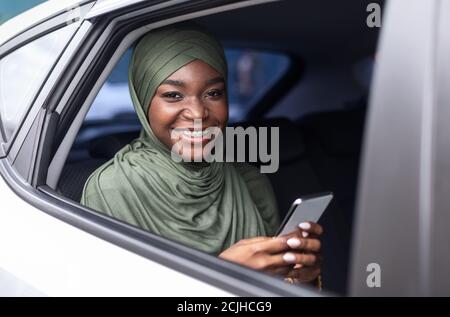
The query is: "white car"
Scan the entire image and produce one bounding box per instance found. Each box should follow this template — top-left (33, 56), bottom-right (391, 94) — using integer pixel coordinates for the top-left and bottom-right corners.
top-left (0, 0), bottom-right (449, 297)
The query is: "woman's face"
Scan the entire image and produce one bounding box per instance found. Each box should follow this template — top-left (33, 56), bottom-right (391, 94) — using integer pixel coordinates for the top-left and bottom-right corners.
top-left (148, 59), bottom-right (228, 161)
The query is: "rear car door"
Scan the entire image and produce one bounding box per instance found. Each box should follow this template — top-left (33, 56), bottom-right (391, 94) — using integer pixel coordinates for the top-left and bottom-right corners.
top-left (0, 0), bottom-right (320, 296)
top-left (350, 0), bottom-right (450, 296)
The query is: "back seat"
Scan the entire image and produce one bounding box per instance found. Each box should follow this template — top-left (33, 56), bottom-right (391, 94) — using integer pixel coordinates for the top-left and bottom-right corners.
top-left (297, 103), bottom-right (367, 230)
top-left (59, 117), bottom-right (353, 294)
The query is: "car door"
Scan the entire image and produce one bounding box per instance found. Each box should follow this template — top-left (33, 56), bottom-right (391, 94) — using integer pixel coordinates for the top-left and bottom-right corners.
top-left (350, 0), bottom-right (450, 296)
top-left (0, 0), bottom-right (215, 297)
top-left (0, 0), bottom-right (320, 296)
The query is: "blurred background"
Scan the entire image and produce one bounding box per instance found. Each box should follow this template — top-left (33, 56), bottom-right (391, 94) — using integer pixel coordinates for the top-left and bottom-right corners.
top-left (0, 0), bottom-right (44, 24)
top-left (1, 1), bottom-right (374, 125)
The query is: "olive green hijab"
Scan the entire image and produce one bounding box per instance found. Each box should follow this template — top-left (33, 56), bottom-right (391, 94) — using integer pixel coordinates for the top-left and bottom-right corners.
top-left (81, 24), bottom-right (279, 254)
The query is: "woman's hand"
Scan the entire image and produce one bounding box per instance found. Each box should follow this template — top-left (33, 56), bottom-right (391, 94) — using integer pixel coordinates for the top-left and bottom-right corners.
top-left (218, 222), bottom-right (323, 282)
top-left (285, 221), bottom-right (324, 283)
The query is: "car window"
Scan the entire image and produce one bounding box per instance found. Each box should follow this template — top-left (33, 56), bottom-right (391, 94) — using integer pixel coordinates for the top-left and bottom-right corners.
top-left (55, 0), bottom-right (383, 297)
top-left (86, 48), bottom-right (290, 124)
top-left (0, 24), bottom-right (77, 141)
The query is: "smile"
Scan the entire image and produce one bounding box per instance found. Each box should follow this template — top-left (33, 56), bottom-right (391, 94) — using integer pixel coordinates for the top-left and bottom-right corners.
top-left (182, 128), bottom-right (212, 138)
top-left (171, 127), bottom-right (217, 143)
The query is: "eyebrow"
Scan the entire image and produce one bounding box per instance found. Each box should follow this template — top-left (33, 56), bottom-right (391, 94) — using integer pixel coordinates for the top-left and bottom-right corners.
top-left (161, 79), bottom-right (185, 87)
top-left (161, 76), bottom-right (225, 87)
top-left (205, 76), bottom-right (225, 85)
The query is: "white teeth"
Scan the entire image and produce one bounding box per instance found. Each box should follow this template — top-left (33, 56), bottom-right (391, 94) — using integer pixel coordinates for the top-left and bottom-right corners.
top-left (181, 128), bottom-right (213, 138)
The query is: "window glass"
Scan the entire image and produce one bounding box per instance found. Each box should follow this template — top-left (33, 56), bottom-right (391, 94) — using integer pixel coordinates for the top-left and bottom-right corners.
top-left (0, 24), bottom-right (77, 140)
top-left (225, 49), bottom-right (290, 122)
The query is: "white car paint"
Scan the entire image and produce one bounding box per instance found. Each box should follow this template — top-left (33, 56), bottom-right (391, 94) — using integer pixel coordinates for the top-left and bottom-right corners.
top-left (0, 171), bottom-right (233, 296)
top-left (0, 0), bottom-right (283, 297)
top-left (0, 0), bottom-right (91, 47)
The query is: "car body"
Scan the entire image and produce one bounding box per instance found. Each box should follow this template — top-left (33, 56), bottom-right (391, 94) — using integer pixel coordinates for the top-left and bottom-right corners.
top-left (0, 0), bottom-right (449, 296)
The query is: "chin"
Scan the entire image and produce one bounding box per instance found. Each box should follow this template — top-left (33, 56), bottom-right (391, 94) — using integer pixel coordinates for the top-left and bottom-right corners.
top-left (182, 144), bottom-right (208, 162)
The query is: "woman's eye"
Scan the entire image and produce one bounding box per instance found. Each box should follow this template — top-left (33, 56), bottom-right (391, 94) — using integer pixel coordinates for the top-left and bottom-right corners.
top-left (162, 92), bottom-right (183, 100)
top-left (206, 89), bottom-right (223, 99)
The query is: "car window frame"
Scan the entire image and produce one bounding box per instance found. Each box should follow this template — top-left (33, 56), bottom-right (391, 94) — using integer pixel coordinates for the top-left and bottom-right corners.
top-left (4, 0), bottom-right (326, 297)
top-left (0, 2), bottom-right (96, 158)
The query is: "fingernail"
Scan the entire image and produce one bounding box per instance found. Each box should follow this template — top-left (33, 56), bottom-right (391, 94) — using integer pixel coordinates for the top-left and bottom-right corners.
top-left (299, 222), bottom-right (311, 230)
top-left (283, 252), bottom-right (297, 263)
top-left (287, 238), bottom-right (301, 248)
top-left (302, 231), bottom-right (309, 238)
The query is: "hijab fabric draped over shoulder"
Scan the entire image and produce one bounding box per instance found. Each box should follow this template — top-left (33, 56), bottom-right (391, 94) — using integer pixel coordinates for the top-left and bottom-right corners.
top-left (81, 24), bottom-right (279, 254)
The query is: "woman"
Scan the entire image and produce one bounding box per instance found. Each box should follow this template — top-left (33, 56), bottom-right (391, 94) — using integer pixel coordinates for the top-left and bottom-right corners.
top-left (81, 23), bottom-right (323, 285)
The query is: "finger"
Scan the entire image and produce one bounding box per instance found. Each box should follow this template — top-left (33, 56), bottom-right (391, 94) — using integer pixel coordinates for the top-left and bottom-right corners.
top-left (298, 230), bottom-right (321, 239)
top-left (269, 252), bottom-right (317, 267)
top-left (279, 230), bottom-right (302, 240)
top-left (269, 266), bottom-right (292, 276)
top-left (272, 231), bottom-right (322, 253)
top-left (285, 237), bottom-right (321, 253)
top-left (301, 230), bottom-right (310, 238)
top-left (252, 236), bottom-right (291, 254)
top-left (291, 263), bottom-right (321, 275)
top-left (298, 222), bottom-right (324, 236)
top-left (286, 237), bottom-right (321, 252)
top-left (238, 236), bottom-right (271, 245)
top-left (288, 266), bottom-right (321, 283)
top-left (302, 230), bottom-right (322, 240)
top-left (279, 228), bottom-right (317, 240)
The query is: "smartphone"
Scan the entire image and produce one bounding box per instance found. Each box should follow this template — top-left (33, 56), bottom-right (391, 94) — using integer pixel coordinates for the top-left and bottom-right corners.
top-left (276, 192), bottom-right (333, 236)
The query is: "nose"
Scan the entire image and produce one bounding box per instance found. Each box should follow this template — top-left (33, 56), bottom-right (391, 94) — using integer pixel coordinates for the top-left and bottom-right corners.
top-left (182, 97), bottom-right (208, 121)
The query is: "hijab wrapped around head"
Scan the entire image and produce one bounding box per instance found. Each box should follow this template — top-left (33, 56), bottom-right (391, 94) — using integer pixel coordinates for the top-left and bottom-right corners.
top-left (81, 23), bottom-right (279, 254)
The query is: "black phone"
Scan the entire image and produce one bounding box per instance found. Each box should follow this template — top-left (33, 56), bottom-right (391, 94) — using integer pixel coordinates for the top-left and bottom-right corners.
top-left (276, 192), bottom-right (333, 236)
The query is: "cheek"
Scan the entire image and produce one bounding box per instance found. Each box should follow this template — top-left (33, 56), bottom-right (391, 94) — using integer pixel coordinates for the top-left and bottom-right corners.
top-left (210, 100), bottom-right (228, 128)
top-left (148, 100), bottom-right (178, 146)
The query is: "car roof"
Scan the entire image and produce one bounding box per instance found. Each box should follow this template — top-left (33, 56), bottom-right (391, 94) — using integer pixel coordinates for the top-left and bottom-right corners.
top-left (0, 0), bottom-right (88, 47)
top-left (0, 0), bottom-right (382, 63)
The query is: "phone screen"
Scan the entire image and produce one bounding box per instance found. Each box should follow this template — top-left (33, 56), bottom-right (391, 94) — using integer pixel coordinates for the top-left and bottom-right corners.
top-left (276, 192), bottom-right (333, 236)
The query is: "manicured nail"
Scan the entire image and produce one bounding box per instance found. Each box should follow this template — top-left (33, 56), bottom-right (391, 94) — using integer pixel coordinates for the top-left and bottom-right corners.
top-left (302, 231), bottom-right (309, 238)
top-left (283, 253), bottom-right (297, 263)
top-left (287, 238), bottom-right (301, 248)
top-left (299, 222), bottom-right (311, 230)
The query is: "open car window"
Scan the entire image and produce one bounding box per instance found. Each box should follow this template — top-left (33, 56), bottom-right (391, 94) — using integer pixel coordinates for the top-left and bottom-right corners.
top-left (0, 0), bottom-right (386, 297)
top-left (52, 0), bottom-right (380, 297)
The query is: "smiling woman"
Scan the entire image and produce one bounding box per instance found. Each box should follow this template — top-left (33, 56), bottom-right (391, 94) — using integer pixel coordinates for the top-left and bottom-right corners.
top-left (80, 23), bottom-right (323, 285)
top-left (148, 59), bottom-right (227, 162)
